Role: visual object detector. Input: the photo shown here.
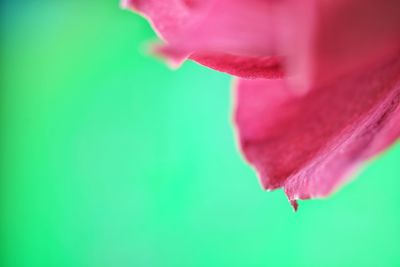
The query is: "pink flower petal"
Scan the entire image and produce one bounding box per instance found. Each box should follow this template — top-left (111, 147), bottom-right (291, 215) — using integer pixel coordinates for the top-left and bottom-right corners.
top-left (125, 0), bottom-right (400, 86)
top-left (126, 0), bottom-right (400, 208)
top-left (189, 53), bottom-right (284, 79)
top-left (124, 0), bottom-right (285, 77)
top-left (234, 57), bottom-right (400, 209)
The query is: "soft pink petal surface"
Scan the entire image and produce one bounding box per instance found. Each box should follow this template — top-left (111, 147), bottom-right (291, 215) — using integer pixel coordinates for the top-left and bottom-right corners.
top-left (126, 0), bottom-right (284, 77)
top-left (235, 57), bottom-right (400, 208)
top-left (126, 0), bottom-right (400, 87)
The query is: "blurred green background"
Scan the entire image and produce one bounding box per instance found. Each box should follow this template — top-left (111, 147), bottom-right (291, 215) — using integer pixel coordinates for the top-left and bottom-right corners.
top-left (2, 1), bottom-right (400, 267)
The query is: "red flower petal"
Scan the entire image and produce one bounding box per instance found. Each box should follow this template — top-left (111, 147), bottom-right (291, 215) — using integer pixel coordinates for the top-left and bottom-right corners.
top-left (234, 57), bottom-right (400, 209)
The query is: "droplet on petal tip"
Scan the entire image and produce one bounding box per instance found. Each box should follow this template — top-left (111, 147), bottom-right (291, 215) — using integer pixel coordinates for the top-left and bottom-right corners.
top-left (290, 200), bottom-right (298, 212)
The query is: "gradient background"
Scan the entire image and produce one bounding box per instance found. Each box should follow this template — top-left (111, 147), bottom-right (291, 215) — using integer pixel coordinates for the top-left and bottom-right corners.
top-left (2, 1), bottom-right (400, 267)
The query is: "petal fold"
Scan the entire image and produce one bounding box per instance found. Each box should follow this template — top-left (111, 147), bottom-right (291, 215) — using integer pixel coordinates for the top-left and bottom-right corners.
top-left (234, 57), bottom-right (400, 206)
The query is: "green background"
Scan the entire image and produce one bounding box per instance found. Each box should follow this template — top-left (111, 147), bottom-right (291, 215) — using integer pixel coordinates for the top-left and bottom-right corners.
top-left (2, 1), bottom-right (400, 266)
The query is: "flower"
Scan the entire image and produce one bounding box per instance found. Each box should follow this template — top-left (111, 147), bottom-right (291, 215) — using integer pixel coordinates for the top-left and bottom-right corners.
top-left (124, 0), bottom-right (400, 209)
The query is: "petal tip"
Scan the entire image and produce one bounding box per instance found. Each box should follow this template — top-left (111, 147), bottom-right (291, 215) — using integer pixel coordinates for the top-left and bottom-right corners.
top-left (152, 45), bottom-right (188, 69)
